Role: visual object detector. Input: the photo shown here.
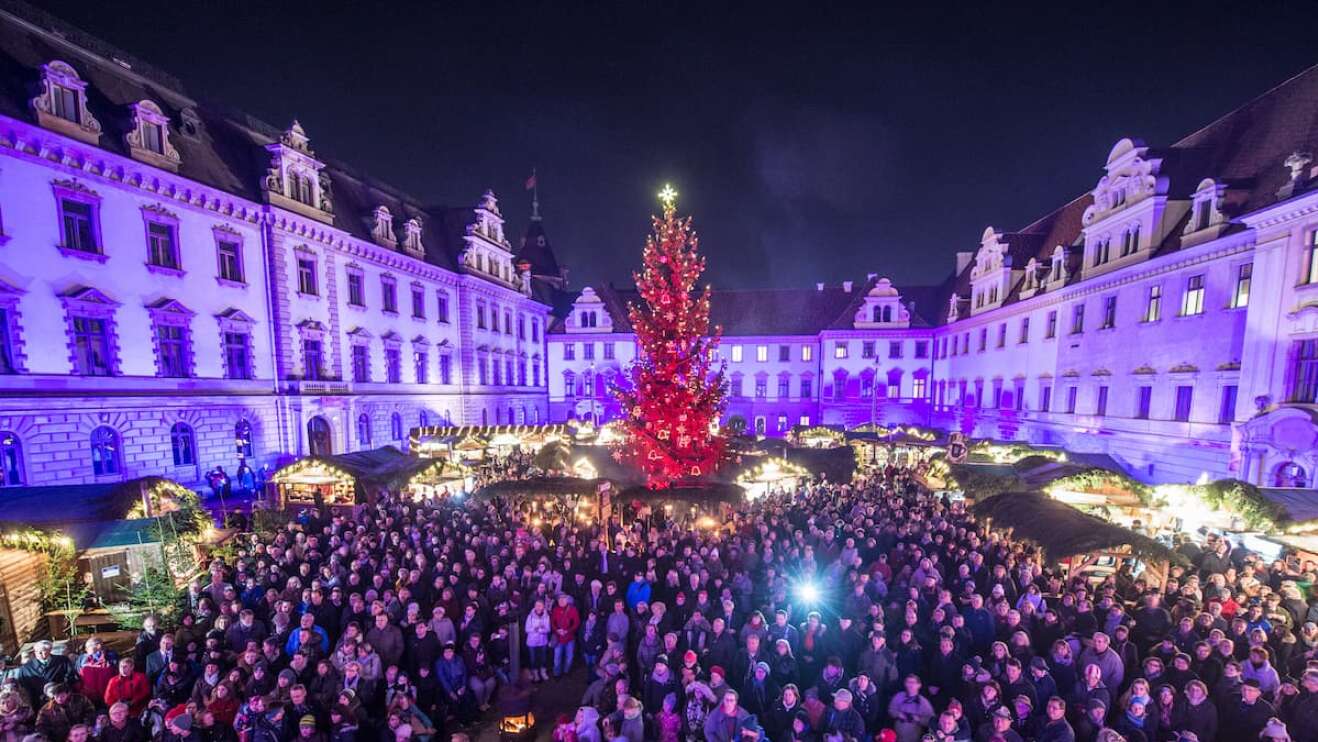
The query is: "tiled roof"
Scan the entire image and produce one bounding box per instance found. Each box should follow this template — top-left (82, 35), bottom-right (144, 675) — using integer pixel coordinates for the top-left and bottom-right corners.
top-left (516, 219), bottom-right (563, 279)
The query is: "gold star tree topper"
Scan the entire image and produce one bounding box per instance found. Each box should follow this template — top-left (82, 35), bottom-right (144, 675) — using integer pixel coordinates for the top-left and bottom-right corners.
top-left (658, 184), bottom-right (678, 213)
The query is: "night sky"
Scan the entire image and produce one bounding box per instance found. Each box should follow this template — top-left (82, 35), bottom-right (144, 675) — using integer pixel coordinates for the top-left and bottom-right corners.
top-left (38, 0), bottom-right (1318, 291)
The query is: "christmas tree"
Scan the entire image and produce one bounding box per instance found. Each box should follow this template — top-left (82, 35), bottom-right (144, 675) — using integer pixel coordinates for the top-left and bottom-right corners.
top-left (616, 185), bottom-right (727, 489)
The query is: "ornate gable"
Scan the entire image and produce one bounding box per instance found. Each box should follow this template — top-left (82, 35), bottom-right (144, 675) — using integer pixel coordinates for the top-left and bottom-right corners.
top-left (370, 205), bottom-right (397, 248)
top-left (853, 278), bottom-right (910, 328)
top-left (567, 286), bottom-right (613, 333)
top-left (263, 121), bottom-right (333, 224)
top-left (968, 227), bottom-right (1017, 315)
top-left (459, 190), bottom-right (525, 294)
top-left (30, 60), bottom-right (101, 145)
top-left (1082, 138), bottom-right (1166, 226)
top-left (126, 100), bottom-right (181, 171)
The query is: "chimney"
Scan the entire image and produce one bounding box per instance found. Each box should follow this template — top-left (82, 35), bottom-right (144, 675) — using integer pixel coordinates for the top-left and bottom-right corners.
top-left (842, 281), bottom-right (853, 293)
top-left (956, 251), bottom-right (974, 274)
top-left (816, 282), bottom-right (825, 291)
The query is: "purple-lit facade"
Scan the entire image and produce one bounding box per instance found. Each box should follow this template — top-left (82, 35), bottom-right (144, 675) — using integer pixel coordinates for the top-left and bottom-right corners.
top-left (2, 6), bottom-right (1318, 492)
top-left (0, 9), bottom-right (553, 487)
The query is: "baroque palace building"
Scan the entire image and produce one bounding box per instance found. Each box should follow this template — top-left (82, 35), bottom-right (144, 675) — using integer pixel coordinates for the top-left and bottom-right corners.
top-left (1, 4), bottom-right (1317, 491)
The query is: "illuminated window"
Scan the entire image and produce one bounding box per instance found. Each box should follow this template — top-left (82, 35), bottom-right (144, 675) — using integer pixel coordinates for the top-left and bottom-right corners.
top-left (1232, 264), bottom-right (1252, 308)
top-left (0, 431), bottom-right (23, 486)
top-left (801, 345), bottom-right (813, 362)
top-left (756, 345), bottom-right (768, 362)
top-left (1182, 275), bottom-right (1205, 316)
top-left (834, 342), bottom-right (848, 359)
top-left (731, 345), bottom-right (743, 362)
top-left (1144, 285), bottom-right (1162, 322)
top-left (170, 422), bottom-right (195, 466)
top-left (90, 426), bottom-right (120, 476)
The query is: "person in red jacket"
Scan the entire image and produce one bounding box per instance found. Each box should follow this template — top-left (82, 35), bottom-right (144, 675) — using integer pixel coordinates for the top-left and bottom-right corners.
top-left (550, 592), bottom-right (581, 678)
top-left (103, 658), bottom-right (150, 718)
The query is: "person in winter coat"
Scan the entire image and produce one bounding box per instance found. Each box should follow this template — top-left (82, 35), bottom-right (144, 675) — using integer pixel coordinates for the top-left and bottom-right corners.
top-left (642, 659), bottom-right (682, 716)
top-left (858, 632), bottom-right (898, 694)
top-left (684, 680), bottom-right (717, 741)
top-left (1221, 679), bottom-right (1275, 741)
top-left (0, 684), bottom-right (33, 742)
top-left (103, 658), bottom-right (151, 718)
top-left (552, 593), bottom-right (582, 677)
top-left (822, 688), bottom-right (866, 740)
top-left (1172, 679), bottom-right (1218, 742)
top-left (1036, 697), bottom-right (1075, 742)
top-left (526, 599), bottom-right (553, 681)
top-left (766, 684), bottom-right (803, 742)
top-left (434, 643), bottom-right (471, 719)
top-left (14, 640), bottom-right (76, 704)
top-left (97, 701), bottom-right (149, 742)
top-left (741, 662), bottom-right (779, 718)
top-left (888, 674), bottom-right (935, 742)
top-left (34, 684), bottom-right (95, 741)
top-left (1242, 646), bottom-right (1282, 698)
top-left (704, 690), bottom-right (751, 742)
top-left (1077, 633), bottom-right (1124, 693)
top-left (847, 674), bottom-right (882, 733)
top-left (76, 638), bottom-right (116, 707)
top-left (655, 694), bottom-right (682, 742)
top-left (575, 705), bottom-right (603, 742)
top-left (365, 613), bottom-right (405, 674)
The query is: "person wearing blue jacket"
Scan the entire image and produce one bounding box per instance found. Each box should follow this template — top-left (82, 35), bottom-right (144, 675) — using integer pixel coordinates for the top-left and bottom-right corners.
top-left (625, 572), bottom-right (652, 610)
top-left (434, 642), bottom-right (471, 723)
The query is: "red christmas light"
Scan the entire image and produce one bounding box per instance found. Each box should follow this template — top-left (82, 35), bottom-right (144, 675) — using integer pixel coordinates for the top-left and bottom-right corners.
top-left (614, 187), bottom-right (727, 489)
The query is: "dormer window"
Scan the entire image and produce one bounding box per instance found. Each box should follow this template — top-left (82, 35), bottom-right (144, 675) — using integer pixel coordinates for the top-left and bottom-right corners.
top-left (402, 218), bottom-right (424, 255)
top-left (264, 121), bottom-right (332, 222)
top-left (1183, 179), bottom-right (1229, 246)
top-left (1120, 225), bottom-right (1140, 257)
top-left (290, 172), bottom-right (315, 205)
top-left (126, 100), bottom-right (181, 171)
top-left (31, 61), bottom-right (102, 145)
top-left (371, 206), bottom-right (397, 247)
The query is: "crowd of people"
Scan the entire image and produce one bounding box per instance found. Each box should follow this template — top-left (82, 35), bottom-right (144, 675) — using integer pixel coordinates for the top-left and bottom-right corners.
top-left (2, 462), bottom-right (1318, 742)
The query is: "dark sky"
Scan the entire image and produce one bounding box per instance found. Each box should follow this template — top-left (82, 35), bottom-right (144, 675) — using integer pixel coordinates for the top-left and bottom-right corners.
top-left (38, 0), bottom-right (1318, 290)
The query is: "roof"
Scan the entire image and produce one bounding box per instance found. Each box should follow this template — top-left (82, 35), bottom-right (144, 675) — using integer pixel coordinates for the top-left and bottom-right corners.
top-left (517, 219), bottom-right (563, 280)
top-left (970, 491), bottom-right (1185, 564)
top-left (0, 476), bottom-right (180, 526)
top-left (0, 1), bottom-right (525, 280)
top-left (550, 276), bottom-right (945, 336)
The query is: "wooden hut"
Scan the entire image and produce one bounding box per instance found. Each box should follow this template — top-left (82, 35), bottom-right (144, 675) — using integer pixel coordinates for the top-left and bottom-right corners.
top-left (270, 446), bottom-right (464, 510)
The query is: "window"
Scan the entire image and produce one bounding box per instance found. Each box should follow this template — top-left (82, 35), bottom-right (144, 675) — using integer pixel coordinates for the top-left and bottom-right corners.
top-left (419, 410), bottom-right (429, 428)
top-left (532, 320), bottom-right (540, 342)
top-left (217, 240), bottom-right (243, 283)
top-left (731, 376), bottom-right (744, 397)
top-left (391, 413), bottom-right (404, 440)
top-left (779, 345), bottom-right (791, 362)
top-left (347, 272), bottom-right (365, 306)
top-left (1018, 318), bottom-right (1030, 344)
top-left (59, 199), bottom-right (98, 253)
top-left (518, 360), bottom-right (527, 385)
top-left (1174, 385), bottom-right (1194, 421)
top-left (604, 342), bottom-right (615, 360)
top-left (756, 345), bottom-right (769, 363)
top-left (223, 331), bottom-right (252, 380)
top-left (1232, 264), bottom-right (1252, 308)
top-left (801, 345), bottom-right (813, 362)
top-left (52, 82), bottom-right (80, 123)
top-left (146, 221), bottom-right (179, 270)
top-left (583, 343), bottom-right (595, 361)
top-left (563, 343), bottom-right (575, 361)
top-left (561, 369), bottom-right (573, 395)
top-left (297, 258), bottom-right (318, 296)
top-left (235, 420), bottom-right (253, 459)
top-left (996, 325), bottom-right (1006, 348)
top-left (303, 339), bottom-right (324, 380)
top-left (0, 309), bottom-right (15, 375)
top-left (414, 351), bottom-right (428, 383)
top-left (411, 287), bottom-right (426, 318)
top-left (1219, 385), bottom-right (1238, 424)
top-left (861, 341), bottom-right (875, 359)
top-left (1039, 385), bottom-right (1051, 412)
top-left (861, 374), bottom-right (874, 398)
top-left (1065, 387), bottom-right (1078, 414)
top-left (476, 302), bottom-right (487, 329)
top-left (1144, 285), bottom-right (1162, 322)
top-left (1045, 311), bottom-right (1057, 339)
top-left (170, 423), bottom-right (195, 467)
top-left (1182, 275), bottom-right (1205, 316)
top-left (889, 341), bottom-right (903, 358)
top-left (913, 375), bottom-right (928, 400)
top-left (0, 432), bottom-right (22, 486)
top-left (886, 369), bottom-right (902, 398)
top-left (531, 360), bottom-right (540, 387)
top-left (1096, 386), bottom-right (1108, 417)
top-left (1294, 340), bottom-right (1318, 403)
top-left (778, 376), bottom-right (790, 398)
top-left (834, 342), bottom-right (848, 359)
top-left (140, 119), bottom-right (164, 154)
top-left (351, 344), bottom-right (370, 382)
top-left (90, 426), bottom-right (120, 476)
top-left (381, 278), bottom-right (398, 314)
top-left (385, 348), bottom-right (402, 383)
top-left (1136, 386), bottom-right (1153, 419)
top-left (155, 324), bottom-right (189, 377)
top-left (289, 171), bottom-right (316, 206)
top-left (71, 316), bottom-right (113, 376)
top-left (914, 340), bottom-right (928, 359)
top-left (1013, 380), bottom-right (1024, 410)
top-left (357, 414), bottom-right (371, 446)
top-left (1101, 296), bottom-right (1117, 329)
top-left (755, 378), bottom-right (767, 399)
top-left (439, 354), bottom-right (452, 385)
top-left (800, 378), bottom-right (812, 398)
top-left (1307, 231), bottom-right (1318, 285)
top-left (1070, 305), bottom-right (1085, 334)
top-left (731, 345), bottom-right (744, 362)
top-left (977, 329), bottom-right (986, 352)
top-left (777, 415), bottom-right (788, 432)
top-left (437, 292), bottom-right (450, 323)
top-left (991, 379), bottom-right (1003, 408)
top-left (504, 312), bottom-right (513, 336)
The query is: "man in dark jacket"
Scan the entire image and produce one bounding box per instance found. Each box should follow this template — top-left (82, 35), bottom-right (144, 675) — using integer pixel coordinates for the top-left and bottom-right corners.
top-left (1280, 670), bottom-right (1318, 742)
top-left (822, 689), bottom-right (866, 740)
top-left (1173, 679), bottom-right (1218, 742)
top-left (15, 640), bottom-right (76, 703)
top-left (1037, 697), bottom-right (1075, 742)
top-left (1221, 679), bottom-right (1275, 741)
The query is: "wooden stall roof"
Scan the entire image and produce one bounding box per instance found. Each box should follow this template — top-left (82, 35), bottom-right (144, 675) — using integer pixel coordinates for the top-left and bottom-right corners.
top-left (971, 491), bottom-right (1187, 564)
top-left (0, 477), bottom-right (191, 549)
top-left (272, 446), bottom-right (458, 493)
top-left (472, 477), bottom-right (613, 501)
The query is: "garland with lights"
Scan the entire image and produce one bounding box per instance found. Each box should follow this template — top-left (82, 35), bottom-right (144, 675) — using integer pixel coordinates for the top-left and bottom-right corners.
top-left (614, 186), bottom-right (727, 489)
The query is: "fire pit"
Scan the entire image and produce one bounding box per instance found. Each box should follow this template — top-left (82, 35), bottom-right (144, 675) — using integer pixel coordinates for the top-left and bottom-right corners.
top-left (499, 712), bottom-right (536, 740)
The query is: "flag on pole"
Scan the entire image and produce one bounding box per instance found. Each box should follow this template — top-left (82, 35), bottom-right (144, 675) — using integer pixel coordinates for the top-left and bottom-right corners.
top-left (525, 172), bottom-right (537, 191)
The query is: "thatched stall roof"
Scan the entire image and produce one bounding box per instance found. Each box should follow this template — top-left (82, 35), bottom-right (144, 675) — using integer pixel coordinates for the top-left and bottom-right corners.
top-left (971, 491), bottom-right (1187, 564)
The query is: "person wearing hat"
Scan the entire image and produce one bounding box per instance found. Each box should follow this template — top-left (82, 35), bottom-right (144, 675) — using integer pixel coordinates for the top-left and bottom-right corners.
top-left (1072, 698), bottom-right (1108, 742)
top-left (1222, 678), bottom-right (1275, 741)
top-left (977, 704), bottom-right (1024, 742)
top-left (823, 687), bottom-right (866, 740)
top-left (741, 661), bottom-right (779, 717)
top-left (294, 713), bottom-right (324, 741)
top-left (642, 654), bottom-right (681, 716)
top-left (162, 711), bottom-right (197, 742)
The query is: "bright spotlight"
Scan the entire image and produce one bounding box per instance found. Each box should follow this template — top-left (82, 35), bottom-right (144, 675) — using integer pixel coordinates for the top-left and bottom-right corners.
top-left (796, 582), bottom-right (820, 605)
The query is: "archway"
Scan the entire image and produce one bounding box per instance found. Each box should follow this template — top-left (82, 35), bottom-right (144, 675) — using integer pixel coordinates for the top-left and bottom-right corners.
top-left (1274, 461), bottom-right (1309, 488)
top-left (307, 416), bottom-right (333, 457)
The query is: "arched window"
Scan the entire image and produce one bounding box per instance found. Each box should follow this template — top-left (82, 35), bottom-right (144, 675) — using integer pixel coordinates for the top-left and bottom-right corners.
top-left (390, 412), bottom-right (403, 440)
top-left (563, 371), bottom-right (576, 397)
top-left (0, 431), bottom-right (23, 486)
top-left (357, 414), bottom-right (371, 446)
top-left (170, 422), bottom-right (195, 467)
top-left (91, 426), bottom-right (120, 476)
top-left (307, 416), bottom-right (332, 457)
top-left (235, 420), bottom-right (253, 459)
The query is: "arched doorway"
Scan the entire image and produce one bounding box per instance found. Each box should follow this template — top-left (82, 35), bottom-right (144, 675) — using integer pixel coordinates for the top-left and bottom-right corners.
top-left (1274, 461), bottom-right (1309, 488)
top-left (307, 416), bottom-right (333, 457)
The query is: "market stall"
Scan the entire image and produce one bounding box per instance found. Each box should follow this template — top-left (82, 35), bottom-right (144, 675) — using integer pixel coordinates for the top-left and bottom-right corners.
top-left (409, 424), bottom-right (572, 460)
top-left (846, 424), bottom-right (945, 468)
top-left (735, 457), bottom-right (811, 500)
top-left (270, 446), bottom-right (464, 510)
top-left (971, 490), bottom-right (1187, 588)
top-left (790, 425), bottom-right (846, 449)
